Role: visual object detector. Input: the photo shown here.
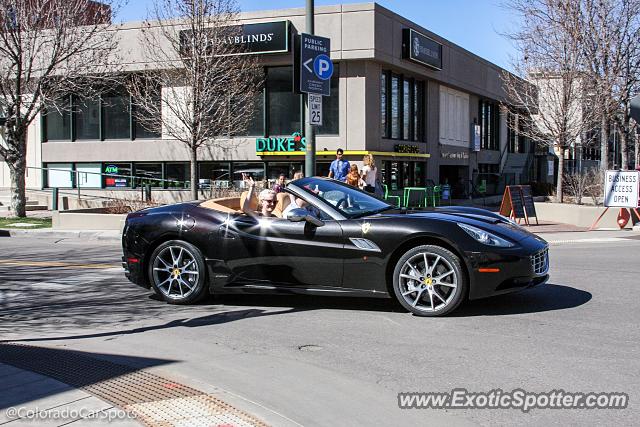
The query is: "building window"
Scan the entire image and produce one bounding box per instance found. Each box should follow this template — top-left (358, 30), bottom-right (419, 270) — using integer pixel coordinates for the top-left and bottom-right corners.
top-left (74, 96), bottom-right (100, 140)
top-left (391, 74), bottom-right (400, 139)
top-left (43, 97), bottom-right (71, 141)
top-left (245, 84), bottom-right (265, 137)
top-left (382, 71), bottom-right (425, 141)
top-left (46, 163), bottom-right (74, 188)
top-left (381, 72), bottom-right (388, 138)
top-left (439, 86), bottom-right (469, 147)
top-left (480, 99), bottom-right (499, 151)
top-left (403, 79), bottom-right (411, 141)
top-left (133, 88), bottom-right (161, 139)
top-left (232, 162), bottom-right (265, 188)
top-left (267, 67), bottom-right (300, 136)
top-left (134, 163), bottom-right (163, 188)
top-left (76, 163), bottom-right (102, 188)
top-left (508, 112), bottom-right (528, 153)
top-left (317, 63), bottom-right (339, 135)
top-left (103, 163), bottom-right (132, 188)
top-left (165, 163), bottom-right (190, 189)
top-left (103, 92), bottom-right (131, 139)
top-left (199, 162), bottom-right (231, 188)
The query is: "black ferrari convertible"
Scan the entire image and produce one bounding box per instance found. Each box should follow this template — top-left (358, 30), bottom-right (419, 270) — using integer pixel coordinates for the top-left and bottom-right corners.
top-left (122, 177), bottom-right (549, 316)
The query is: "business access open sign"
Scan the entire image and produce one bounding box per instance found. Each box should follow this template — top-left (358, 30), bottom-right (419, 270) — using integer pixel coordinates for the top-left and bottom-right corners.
top-left (604, 170), bottom-right (640, 208)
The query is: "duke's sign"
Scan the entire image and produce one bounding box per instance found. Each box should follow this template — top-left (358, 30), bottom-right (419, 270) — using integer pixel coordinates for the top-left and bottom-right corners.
top-left (256, 132), bottom-right (307, 152)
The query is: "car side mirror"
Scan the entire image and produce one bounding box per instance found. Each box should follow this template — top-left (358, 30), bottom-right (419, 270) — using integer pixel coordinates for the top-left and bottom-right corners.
top-left (287, 208), bottom-right (325, 227)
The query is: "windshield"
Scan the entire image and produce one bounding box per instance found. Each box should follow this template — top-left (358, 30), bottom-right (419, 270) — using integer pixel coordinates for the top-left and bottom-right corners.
top-left (294, 177), bottom-right (392, 219)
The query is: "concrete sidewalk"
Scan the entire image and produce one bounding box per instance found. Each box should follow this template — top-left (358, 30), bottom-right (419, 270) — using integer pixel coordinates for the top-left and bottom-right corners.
top-left (0, 363), bottom-right (140, 426)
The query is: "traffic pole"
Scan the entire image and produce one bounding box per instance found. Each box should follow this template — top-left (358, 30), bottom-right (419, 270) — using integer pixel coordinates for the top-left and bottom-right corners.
top-left (304, 0), bottom-right (316, 177)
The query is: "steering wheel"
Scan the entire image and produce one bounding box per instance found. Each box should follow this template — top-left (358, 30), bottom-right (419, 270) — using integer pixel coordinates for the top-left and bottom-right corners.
top-left (336, 197), bottom-right (349, 209)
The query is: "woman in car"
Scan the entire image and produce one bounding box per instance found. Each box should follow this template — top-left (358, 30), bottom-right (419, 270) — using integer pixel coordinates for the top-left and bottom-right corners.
top-left (241, 173), bottom-right (277, 218)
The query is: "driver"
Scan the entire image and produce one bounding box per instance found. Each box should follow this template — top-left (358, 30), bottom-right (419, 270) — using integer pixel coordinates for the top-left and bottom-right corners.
top-left (282, 194), bottom-right (321, 219)
top-left (241, 173), bottom-right (278, 218)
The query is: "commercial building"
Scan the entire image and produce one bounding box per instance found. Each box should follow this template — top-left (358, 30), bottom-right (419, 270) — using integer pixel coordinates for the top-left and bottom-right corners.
top-left (0, 3), bottom-right (543, 201)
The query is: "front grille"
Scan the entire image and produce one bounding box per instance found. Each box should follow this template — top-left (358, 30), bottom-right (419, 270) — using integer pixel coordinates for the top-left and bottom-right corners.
top-left (531, 247), bottom-right (549, 276)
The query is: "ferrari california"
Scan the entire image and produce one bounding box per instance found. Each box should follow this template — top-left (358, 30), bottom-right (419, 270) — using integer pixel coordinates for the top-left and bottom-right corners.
top-left (122, 177), bottom-right (549, 316)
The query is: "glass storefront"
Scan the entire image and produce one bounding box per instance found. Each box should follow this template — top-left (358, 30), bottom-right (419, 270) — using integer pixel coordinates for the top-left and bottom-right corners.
top-left (165, 163), bottom-right (190, 189)
top-left (103, 163), bottom-right (132, 188)
top-left (134, 163), bottom-right (163, 188)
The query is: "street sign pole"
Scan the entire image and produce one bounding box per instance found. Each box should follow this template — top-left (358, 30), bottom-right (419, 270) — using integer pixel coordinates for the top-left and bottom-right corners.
top-left (304, 0), bottom-right (315, 177)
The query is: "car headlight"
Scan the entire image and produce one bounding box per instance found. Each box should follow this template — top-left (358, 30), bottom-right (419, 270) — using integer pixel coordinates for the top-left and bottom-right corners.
top-left (458, 223), bottom-right (514, 247)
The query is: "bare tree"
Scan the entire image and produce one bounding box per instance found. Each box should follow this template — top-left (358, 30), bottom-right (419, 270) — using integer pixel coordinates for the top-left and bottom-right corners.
top-left (578, 0), bottom-right (640, 172)
top-left (128, 0), bottom-right (262, 200)
top-left (0, 0), bottom-right (122, 217)
top-left (502, 0), bottom-right (597, 203)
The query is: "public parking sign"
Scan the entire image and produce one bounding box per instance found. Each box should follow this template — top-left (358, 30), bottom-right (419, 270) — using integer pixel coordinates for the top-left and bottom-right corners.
top-left (299, 33), bottom-right (332, 96)
top-left (604, 170), bottom-right (640, 208)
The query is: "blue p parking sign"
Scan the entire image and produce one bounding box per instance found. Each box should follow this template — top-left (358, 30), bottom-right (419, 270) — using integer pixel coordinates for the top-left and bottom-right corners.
top-left (313, 54), bottom-right (333, 80)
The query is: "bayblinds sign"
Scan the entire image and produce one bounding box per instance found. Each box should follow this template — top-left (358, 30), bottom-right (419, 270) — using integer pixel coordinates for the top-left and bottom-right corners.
top-left (179, 21), bottom-right (289, 57)
top-left (402, 28), bottom-right (442, 70)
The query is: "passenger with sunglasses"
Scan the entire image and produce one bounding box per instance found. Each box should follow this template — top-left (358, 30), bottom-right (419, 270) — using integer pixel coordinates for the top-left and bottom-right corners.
top-left (241, 173), bottom-right (277, 218)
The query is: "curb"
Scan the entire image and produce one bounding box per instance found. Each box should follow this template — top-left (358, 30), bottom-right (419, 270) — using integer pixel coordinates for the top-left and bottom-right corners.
top-left (0, 228), bottom-right (121, 241)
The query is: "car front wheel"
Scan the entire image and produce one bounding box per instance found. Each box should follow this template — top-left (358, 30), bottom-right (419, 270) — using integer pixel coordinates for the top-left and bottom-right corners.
top-left (392, 245), bottom-right (467, 316)
top-left (148, 240), bottom-right (208, 304)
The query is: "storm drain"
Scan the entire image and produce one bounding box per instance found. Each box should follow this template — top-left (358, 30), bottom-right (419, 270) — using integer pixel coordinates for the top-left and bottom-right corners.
top-left (0, 343), bottom-right (269, 427)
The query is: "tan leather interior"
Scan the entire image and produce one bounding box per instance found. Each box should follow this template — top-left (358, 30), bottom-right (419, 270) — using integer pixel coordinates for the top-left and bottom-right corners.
top-left (199, 191), bottom-right (287, 218)
top-left (273, 192), bottom-right (290, 217)
top-left (240, 190), bottom-right (258, 212)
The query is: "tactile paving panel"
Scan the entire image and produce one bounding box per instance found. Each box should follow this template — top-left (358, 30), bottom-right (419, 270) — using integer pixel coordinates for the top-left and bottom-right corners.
top-left (0, 343), bottom-right (269, 427)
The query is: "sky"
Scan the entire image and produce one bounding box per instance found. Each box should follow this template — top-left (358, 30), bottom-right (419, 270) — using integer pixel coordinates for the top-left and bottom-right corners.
top-left (117, 0), bottom-right (518, 71)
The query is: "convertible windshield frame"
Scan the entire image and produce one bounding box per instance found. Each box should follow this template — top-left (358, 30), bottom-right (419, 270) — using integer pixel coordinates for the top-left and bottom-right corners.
top-left (290, 177), bottom-right (393, 220)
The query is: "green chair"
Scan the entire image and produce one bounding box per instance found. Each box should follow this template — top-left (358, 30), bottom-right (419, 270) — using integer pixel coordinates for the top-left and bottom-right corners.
top-left (432, 185), bottom-right (441, 207)
top-left (425, 186), bottom-right (442, 207)
top-left (383, 184), bottom-right (401, 207)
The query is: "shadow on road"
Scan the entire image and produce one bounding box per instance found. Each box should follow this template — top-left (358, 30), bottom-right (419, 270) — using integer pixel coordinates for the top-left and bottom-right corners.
top-left (452, 283), bottom-right (592, 317)
top-left (0, 343), bottom-right (176, 409)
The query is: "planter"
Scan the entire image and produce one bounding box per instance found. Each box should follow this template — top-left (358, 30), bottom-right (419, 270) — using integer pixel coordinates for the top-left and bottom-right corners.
top-left (534, 202), bottom-right (638, 229)
top-left (52, 208), bottom-right (127, 231)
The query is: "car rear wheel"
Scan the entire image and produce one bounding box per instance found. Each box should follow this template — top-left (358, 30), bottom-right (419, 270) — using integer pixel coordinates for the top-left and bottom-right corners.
top-left (148, 240), bottom-right (208, 304)
top-left (392, 245), bottom-right (466, 316)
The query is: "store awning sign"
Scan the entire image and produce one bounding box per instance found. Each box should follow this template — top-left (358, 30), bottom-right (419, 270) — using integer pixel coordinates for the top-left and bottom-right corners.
top-left (256, 132), bottom-right (307, 152)
top-left (180, 21), bottom-right (289, 57)
top-left (402, 28), bottom-right (442, 70)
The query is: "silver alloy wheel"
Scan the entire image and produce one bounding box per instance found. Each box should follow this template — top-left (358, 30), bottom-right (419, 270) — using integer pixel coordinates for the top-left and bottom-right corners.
top-left (152, 245), bottom-right (200, 300)
top-left (398, 251), bottom-right (458, 313)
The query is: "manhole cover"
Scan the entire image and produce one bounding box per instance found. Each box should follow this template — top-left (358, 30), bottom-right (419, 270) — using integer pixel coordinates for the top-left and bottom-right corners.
top-left (298, 345), bottom-right (323, 352)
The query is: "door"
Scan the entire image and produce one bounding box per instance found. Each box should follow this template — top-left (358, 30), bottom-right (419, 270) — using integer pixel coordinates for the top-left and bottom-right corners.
top-left (223, 215), bottom-right (345, 288)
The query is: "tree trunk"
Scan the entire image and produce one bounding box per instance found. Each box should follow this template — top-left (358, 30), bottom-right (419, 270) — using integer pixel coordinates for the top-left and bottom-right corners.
top-left (620, 129), bottom-right (629, 170)
top-left (5, 129), bottom-right (27, 218)
top-left (635, 129), bottom-right (639, 169)
top-left (600, 115), bottom-right (609, 174)
top-left (190, 146), bottom-right (198, 201)
top-left (556, 146), bottom-right (565, 203)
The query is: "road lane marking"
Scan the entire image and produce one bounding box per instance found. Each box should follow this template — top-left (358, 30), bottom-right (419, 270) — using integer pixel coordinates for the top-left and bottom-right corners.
top-left (0, 259), bottom-right (118, 269)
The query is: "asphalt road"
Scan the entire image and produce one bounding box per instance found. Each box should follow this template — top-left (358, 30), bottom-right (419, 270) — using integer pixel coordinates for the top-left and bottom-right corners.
top-left (1, 234), bottom-right (639, 426)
